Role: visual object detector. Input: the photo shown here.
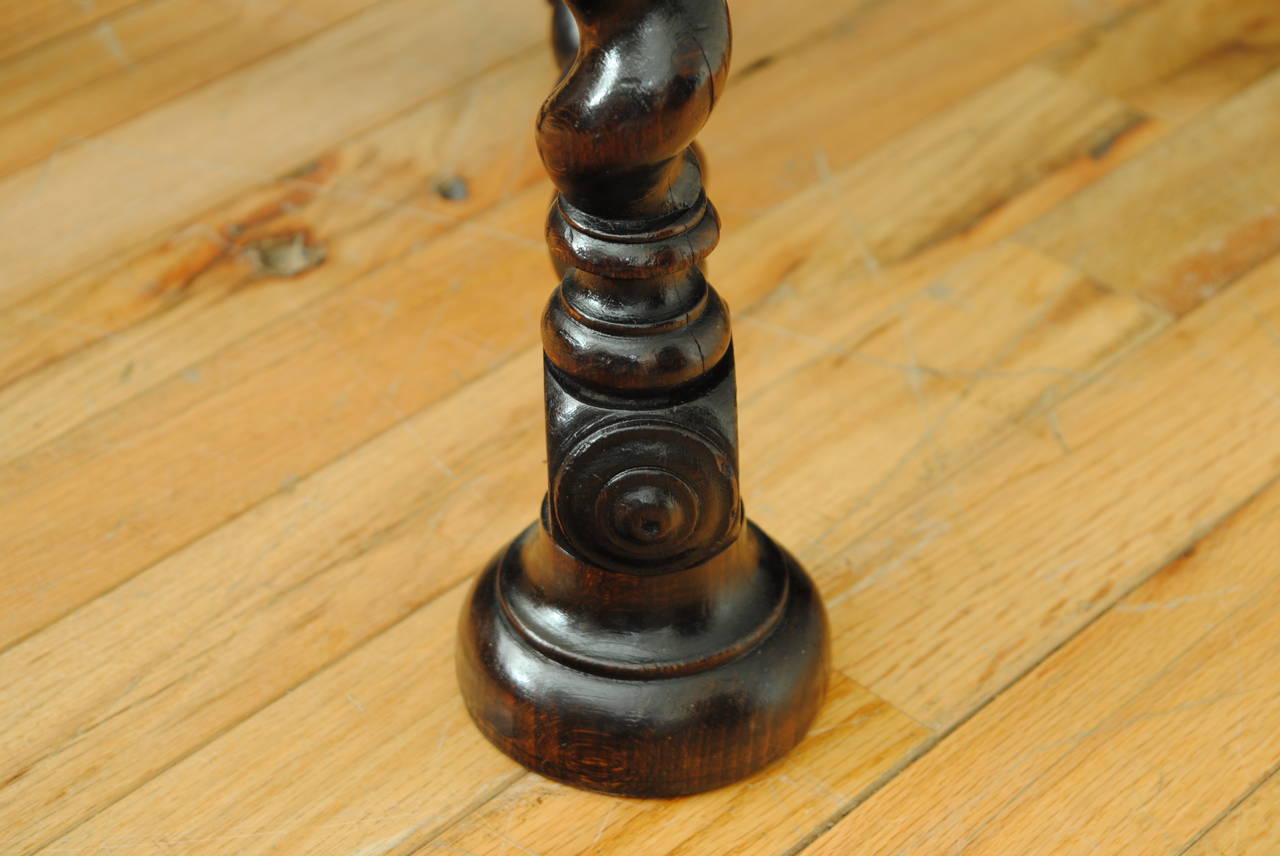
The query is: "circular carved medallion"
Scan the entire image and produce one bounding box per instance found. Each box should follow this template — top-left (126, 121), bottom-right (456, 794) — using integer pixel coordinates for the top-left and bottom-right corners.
top-left (551, 419), bottom-right (739, 573)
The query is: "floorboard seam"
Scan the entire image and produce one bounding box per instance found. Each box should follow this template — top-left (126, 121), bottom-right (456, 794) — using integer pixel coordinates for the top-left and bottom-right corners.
top-left (785, 472), bottom-right (1280, 856)
top-left (1175, 757), bottom-right (1280, 855)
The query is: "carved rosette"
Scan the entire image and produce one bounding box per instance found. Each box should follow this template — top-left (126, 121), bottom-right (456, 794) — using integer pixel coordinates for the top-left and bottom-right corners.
top-left (550, 418), bottom-right (740, 573)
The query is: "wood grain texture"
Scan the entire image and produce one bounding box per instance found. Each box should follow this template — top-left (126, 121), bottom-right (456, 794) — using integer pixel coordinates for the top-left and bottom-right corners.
top-left (0, 0), bottom-right (148, 64)
top-left (0, 0), bottom-right (1147, 652)
top-left (2, 0), bottom-right (1279, 852)
top-left (0, 0), bottom-right (1138, 406)
top-left (0, 0), bottom-right (400, 181)
top-left (1022, 66), bottom-right (1280, 315)
top-left (0, 0), bottom-right (544, 308)
top-left (807, 431), bottom-right (1280, 855)
top-left (819, 252), bottom-right (1280, 726)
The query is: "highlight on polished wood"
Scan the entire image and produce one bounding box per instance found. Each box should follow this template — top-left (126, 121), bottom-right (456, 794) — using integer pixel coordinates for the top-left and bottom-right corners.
top-left (2, 0), bottom-right (1280, 853)
top-left (455, 0), bottom-right (827, 797)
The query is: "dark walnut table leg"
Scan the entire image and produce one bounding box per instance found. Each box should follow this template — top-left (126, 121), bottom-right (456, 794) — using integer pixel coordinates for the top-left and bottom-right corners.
top-left (456, 0), bottom-right (829, 798)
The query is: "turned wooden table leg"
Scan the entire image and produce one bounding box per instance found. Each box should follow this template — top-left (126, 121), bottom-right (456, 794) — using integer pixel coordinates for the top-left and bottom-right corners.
top-left (456, 0), bottom-right (829, 797)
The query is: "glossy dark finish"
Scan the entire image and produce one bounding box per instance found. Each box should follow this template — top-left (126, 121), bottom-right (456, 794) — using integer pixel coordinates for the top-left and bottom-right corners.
top-left (548, 0), bottom-right (579, 72)
top-left (458, 523), bottom-right (827, 796)
top-left (538, 0), bottom-right (726, 221)
top-left (456, 0), bottom-right (828, 797)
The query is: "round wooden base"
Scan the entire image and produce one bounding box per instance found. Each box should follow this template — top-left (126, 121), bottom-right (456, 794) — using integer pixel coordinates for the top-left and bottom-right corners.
top-left (456, 521), bottom-right (828, 797)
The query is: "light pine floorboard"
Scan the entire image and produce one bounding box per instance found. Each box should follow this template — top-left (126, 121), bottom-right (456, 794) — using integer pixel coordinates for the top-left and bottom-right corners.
top-left (1, 0), bottom-right (1279, 853)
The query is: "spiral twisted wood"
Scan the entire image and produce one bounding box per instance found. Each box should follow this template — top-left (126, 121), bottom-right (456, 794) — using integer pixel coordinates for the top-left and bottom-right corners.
top-left (456, 0), bottom-right (828, 797)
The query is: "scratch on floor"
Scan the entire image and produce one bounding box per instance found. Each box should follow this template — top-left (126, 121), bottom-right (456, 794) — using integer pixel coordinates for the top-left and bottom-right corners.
top-left (806, 715), bottom-right (874, 738)
top-left (1032, 686), bottom-right (1270, 754)
top-left (0, 565), bottom-right (105, 597)
top-left (590, 804), bottom-right (619, 846)
top-left (10, 307), bottom-right (117, 339)
top-left (1114, 586), bottom-right (1244, 612)
top-left (430, 721), bottom-right (453, 765)
top-left (778, 766), bottom-right (851, 808)
top-left (347, 814), bottom-right (441, 856)
top-left (303, 316), bottom-right (455, 478)
top-left (896, 304), bottom-right (930, 419)
top-left (1186, 334), bottom-right (1280, 412)
top-left (228, 0), bottom-right (326, 28)
top-left (808, 390), bottom-right (968, 553)
top-left (737, 316), bottom-right (1085, 385)
top-left (95, 21), bottom-right (134, 70)
top-left (1043, 400), bottom-right (1072, 454)
top-left (1244, 298), bottom-right (1280, 349)
top-left (430, 842), bottom-right (484, 856)
top-left (472, 823), bottom-right (545, 856)
top-left (813, 146), bottom-right (883, 278)
top-left (827, 518), bottom-right (953, 607)
top-left (1040, 557), bottom-right (1086, 583)
top-left (39, 811), bottom-right (447, 853)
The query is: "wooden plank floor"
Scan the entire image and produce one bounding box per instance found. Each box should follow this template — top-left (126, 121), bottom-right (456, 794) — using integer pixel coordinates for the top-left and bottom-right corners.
top-left (2, 0), bottom-right (1280, 852)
